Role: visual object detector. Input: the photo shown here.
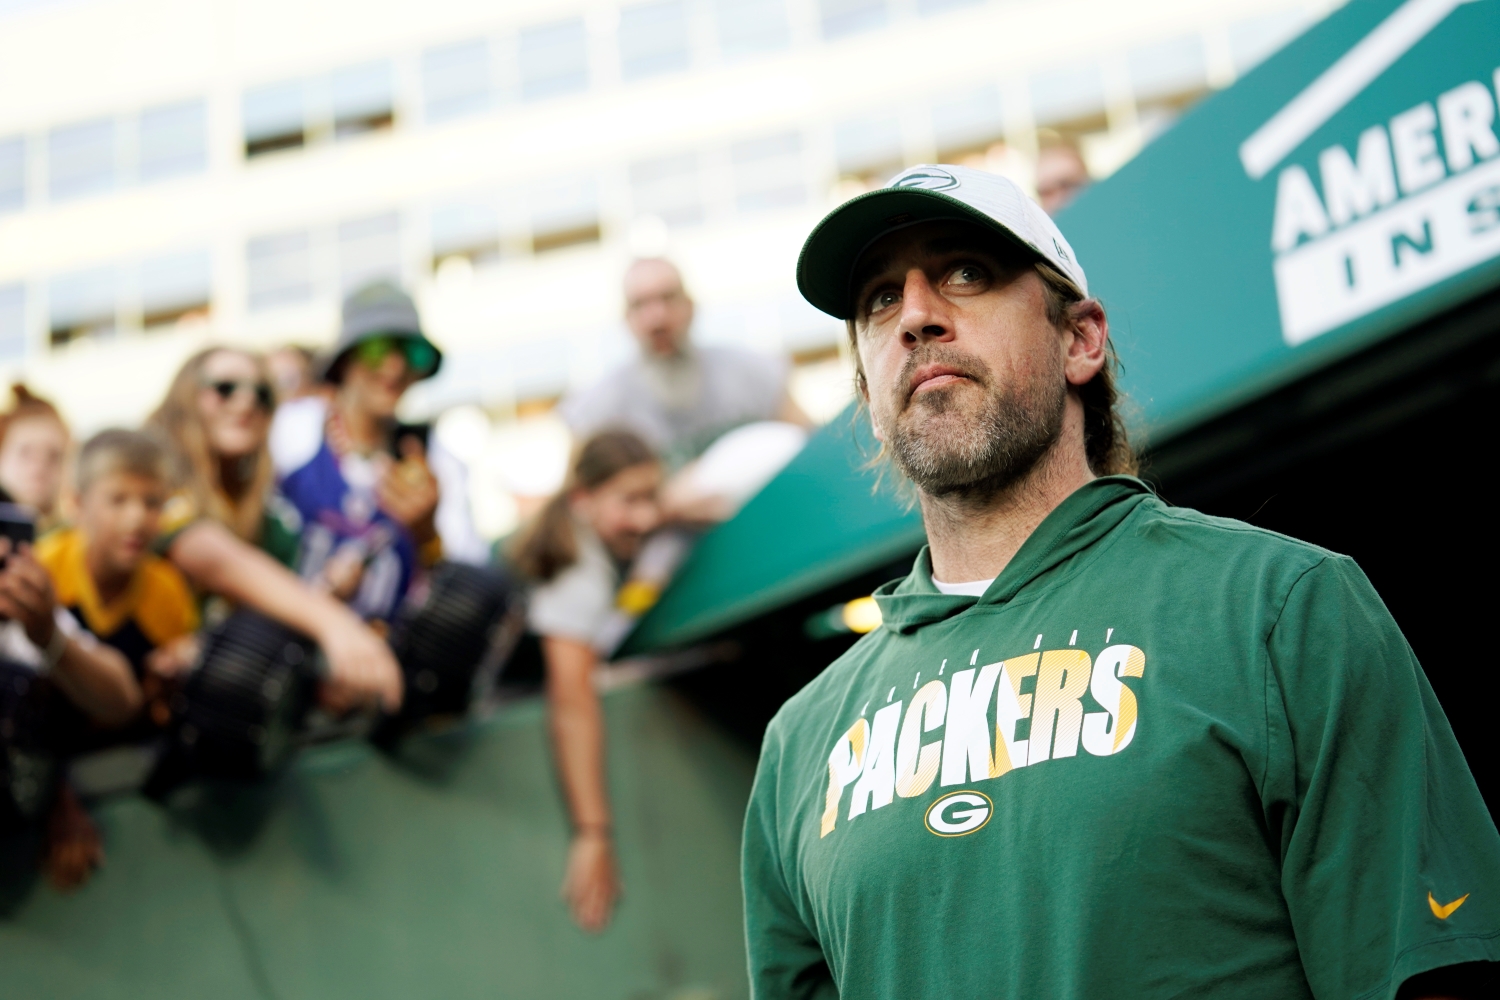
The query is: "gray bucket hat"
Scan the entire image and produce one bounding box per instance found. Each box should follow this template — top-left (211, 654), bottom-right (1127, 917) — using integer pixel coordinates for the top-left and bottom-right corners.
top-left (318, 280), bottom-right (444, 384)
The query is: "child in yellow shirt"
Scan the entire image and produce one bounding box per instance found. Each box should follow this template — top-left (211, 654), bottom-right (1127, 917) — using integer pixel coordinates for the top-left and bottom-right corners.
top-left (37, 430), bottom-right (199, 686)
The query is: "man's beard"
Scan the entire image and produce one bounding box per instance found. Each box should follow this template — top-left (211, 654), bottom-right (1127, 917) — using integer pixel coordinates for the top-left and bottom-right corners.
top-left (884, 345), bottom-right (1066, 500)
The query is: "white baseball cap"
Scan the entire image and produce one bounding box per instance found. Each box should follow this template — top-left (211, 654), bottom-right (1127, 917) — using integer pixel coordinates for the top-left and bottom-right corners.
top-left (796, 164), bottom-right (1088, 319)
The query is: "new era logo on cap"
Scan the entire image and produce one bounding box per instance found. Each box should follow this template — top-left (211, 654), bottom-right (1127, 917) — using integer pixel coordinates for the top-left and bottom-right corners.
top-left (796, 163), bottom-right (1088, 319)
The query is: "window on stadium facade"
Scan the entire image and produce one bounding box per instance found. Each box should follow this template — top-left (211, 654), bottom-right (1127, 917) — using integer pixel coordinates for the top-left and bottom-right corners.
top-left (243, 80), bottom-right (307, 157)
top-left (48, 118), bottom-right (116, 201)
top-left (246, 230), bottom-right (315, 311)
top-left (630, 152), bottom-right (704, 228)
top-left (714, 0), bottom-right (790, 59)
top-left (818, 0), bottom-right (887, 41)
top-left (138, 100), bottom-right (208, 182)
top-left (930, 84), bottom-right (1004, 160)
top-left (338, 212), bottom-right (403, 292)
top-left (49, 265), bottom-right (118, 346)
top-left (140, 249), bottom-right (211, 328)
top-left (422, 39), bottom-right (494, 123)
top-left (518, 19), bottom-right (589, 101)
top-left (834, 115), bottom-right (902, 183)
top-left (731, 131), bottom-right (807, 212)
top-left (1029, 64), bottom-right (1106, 130)
top-left (332, 61), bottom-right (396, 138)
top-left (529, 174), bottom-right (600, 252)
top-left (430, 198), bottom-right (501, 266)
top-left (619, 0), bottom-right (691, 81)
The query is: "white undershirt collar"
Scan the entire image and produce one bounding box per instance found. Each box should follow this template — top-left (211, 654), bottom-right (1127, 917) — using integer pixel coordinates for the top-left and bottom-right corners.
top-left (932, 577), bottom-right (995, 597)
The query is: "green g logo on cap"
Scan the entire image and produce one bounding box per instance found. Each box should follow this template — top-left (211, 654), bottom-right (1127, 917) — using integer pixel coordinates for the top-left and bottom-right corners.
top-left (893, 167), bottom-right (961, 192)
top-left (924, 790), bottom-right (992, 837)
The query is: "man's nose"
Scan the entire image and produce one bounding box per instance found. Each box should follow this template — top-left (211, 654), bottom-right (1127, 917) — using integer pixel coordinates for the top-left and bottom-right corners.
top-left (897, 271), bottom-right (954, 348)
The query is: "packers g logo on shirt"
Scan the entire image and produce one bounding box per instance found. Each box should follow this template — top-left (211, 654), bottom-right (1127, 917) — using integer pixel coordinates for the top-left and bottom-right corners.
top-left (925, 790), bottom-right (992, 837)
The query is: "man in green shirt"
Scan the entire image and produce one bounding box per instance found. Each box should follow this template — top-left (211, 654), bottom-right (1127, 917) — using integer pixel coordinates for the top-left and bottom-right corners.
top-left (741, 164), bottom-right (1500, 999)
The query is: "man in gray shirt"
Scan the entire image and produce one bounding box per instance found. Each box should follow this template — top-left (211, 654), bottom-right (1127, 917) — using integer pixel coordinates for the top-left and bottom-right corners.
top-left (560, 258), bottom-right (809, 474)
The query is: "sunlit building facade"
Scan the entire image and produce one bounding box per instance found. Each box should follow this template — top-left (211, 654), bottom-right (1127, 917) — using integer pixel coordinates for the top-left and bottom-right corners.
top-left (0, 0), bottom-right (1335, 527)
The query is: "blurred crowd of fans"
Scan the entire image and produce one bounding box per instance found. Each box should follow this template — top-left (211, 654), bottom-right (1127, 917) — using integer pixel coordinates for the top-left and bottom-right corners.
top-left (0, 139), bottom-right (1087, 923)
top-left (0, 256), bottom-right (810, 931)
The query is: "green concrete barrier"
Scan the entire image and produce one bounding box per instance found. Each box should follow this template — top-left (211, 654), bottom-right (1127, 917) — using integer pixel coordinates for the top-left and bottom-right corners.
top-left (0, 684), bottom-right (753, 1000)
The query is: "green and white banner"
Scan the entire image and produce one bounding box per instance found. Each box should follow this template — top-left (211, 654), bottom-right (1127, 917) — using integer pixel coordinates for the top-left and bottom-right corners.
top-left (1066, 0), bottom-right (1500, 435)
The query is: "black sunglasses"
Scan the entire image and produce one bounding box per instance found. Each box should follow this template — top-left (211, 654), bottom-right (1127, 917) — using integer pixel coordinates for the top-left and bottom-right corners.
top-left (205, 379), bottom-right (275, 410)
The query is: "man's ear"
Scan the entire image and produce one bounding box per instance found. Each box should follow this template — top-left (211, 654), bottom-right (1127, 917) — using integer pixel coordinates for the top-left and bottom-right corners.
top-left (1063, 299), bottom-right (1108, 388)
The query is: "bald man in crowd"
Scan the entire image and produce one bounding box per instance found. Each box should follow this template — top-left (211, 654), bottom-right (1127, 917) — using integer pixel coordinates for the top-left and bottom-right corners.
top-left (561, 259), bottom-right (810, 474)
top-left (1035, 132), bottom-right (1091, 216)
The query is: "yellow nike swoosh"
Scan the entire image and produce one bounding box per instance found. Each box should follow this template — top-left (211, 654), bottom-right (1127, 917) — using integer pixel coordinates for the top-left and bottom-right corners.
top-left (1428, 892), bottom-right (1469, 919)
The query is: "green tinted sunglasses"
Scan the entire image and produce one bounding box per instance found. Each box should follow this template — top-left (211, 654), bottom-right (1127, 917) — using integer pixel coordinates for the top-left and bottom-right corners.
top-left (354, 336), bottom-right (438, 376)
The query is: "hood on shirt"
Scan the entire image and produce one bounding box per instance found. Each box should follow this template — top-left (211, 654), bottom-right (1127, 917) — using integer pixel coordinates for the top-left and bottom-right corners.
top-left (871, 476), bottom-right (1153, 634)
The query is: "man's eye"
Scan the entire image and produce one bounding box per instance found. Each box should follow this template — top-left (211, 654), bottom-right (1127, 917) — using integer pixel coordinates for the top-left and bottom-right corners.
top-left (868, 289), bottom-right (900, 313)
top-left (949, 264), bottom-right (986, 286)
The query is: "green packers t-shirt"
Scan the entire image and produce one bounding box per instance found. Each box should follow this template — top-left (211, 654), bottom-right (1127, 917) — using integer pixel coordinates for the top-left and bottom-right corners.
top-left (743, 477), bottom-right (1500, 1000)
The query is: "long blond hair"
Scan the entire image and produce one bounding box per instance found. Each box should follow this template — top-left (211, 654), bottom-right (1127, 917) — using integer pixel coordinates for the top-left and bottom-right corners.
top-left (147, 347), bottom-right (277, 543)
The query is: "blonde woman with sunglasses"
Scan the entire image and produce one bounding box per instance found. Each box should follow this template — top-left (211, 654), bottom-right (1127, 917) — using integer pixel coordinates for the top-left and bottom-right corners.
top-left (144, 346), bottom-right (403, 714)
top-left (152, 348), bottom-right (294, 562)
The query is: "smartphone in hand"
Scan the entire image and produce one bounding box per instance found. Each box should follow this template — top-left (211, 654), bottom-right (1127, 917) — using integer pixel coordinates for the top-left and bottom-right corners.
top-left (0, 502), bottom-right (36, 568)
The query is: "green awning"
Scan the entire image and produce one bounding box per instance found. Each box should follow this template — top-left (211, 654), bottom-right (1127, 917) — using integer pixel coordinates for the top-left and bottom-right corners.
top-left (1065, 0), bottom-right (1500, 439)
top-left (625, 0), bottom-right (1500, 654)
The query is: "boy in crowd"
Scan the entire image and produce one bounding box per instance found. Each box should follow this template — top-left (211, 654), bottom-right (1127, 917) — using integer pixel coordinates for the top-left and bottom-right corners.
top-left (0, 530), bottom-right (140, 727)
top-left (0, 474), bottom-right (147, 891)
top-left (36, 430), bottom-right (200, 687)
top-left (271, 281), bottom-right (486, 623)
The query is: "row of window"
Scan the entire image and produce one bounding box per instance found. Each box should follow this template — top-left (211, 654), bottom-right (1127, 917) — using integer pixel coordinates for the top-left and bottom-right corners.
top-left (0, 100), bottom-right (206, 210)
top-left (0, 5), bottom-right (1308, 215)
top-left (261, 3), bottom-right (1305, 153)
top-left (244, 61), bottom-right (398, 157)
top-left (0, 6), bottom-right (1320, 360)
top-left (419, 0), bottom-right (983, 119)
top-left (0, 248), bottom-right (211, 360)
top-left (245, 0), bottom-right (985, 155)
top-left (248, 213), bottom-right (402, 312)
top-left (259, 128), bottom-right (814, 313)
top-left (0, 86), bottom-right (1092, 360)
top-left (1, 131), bottom-right (791, 358)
